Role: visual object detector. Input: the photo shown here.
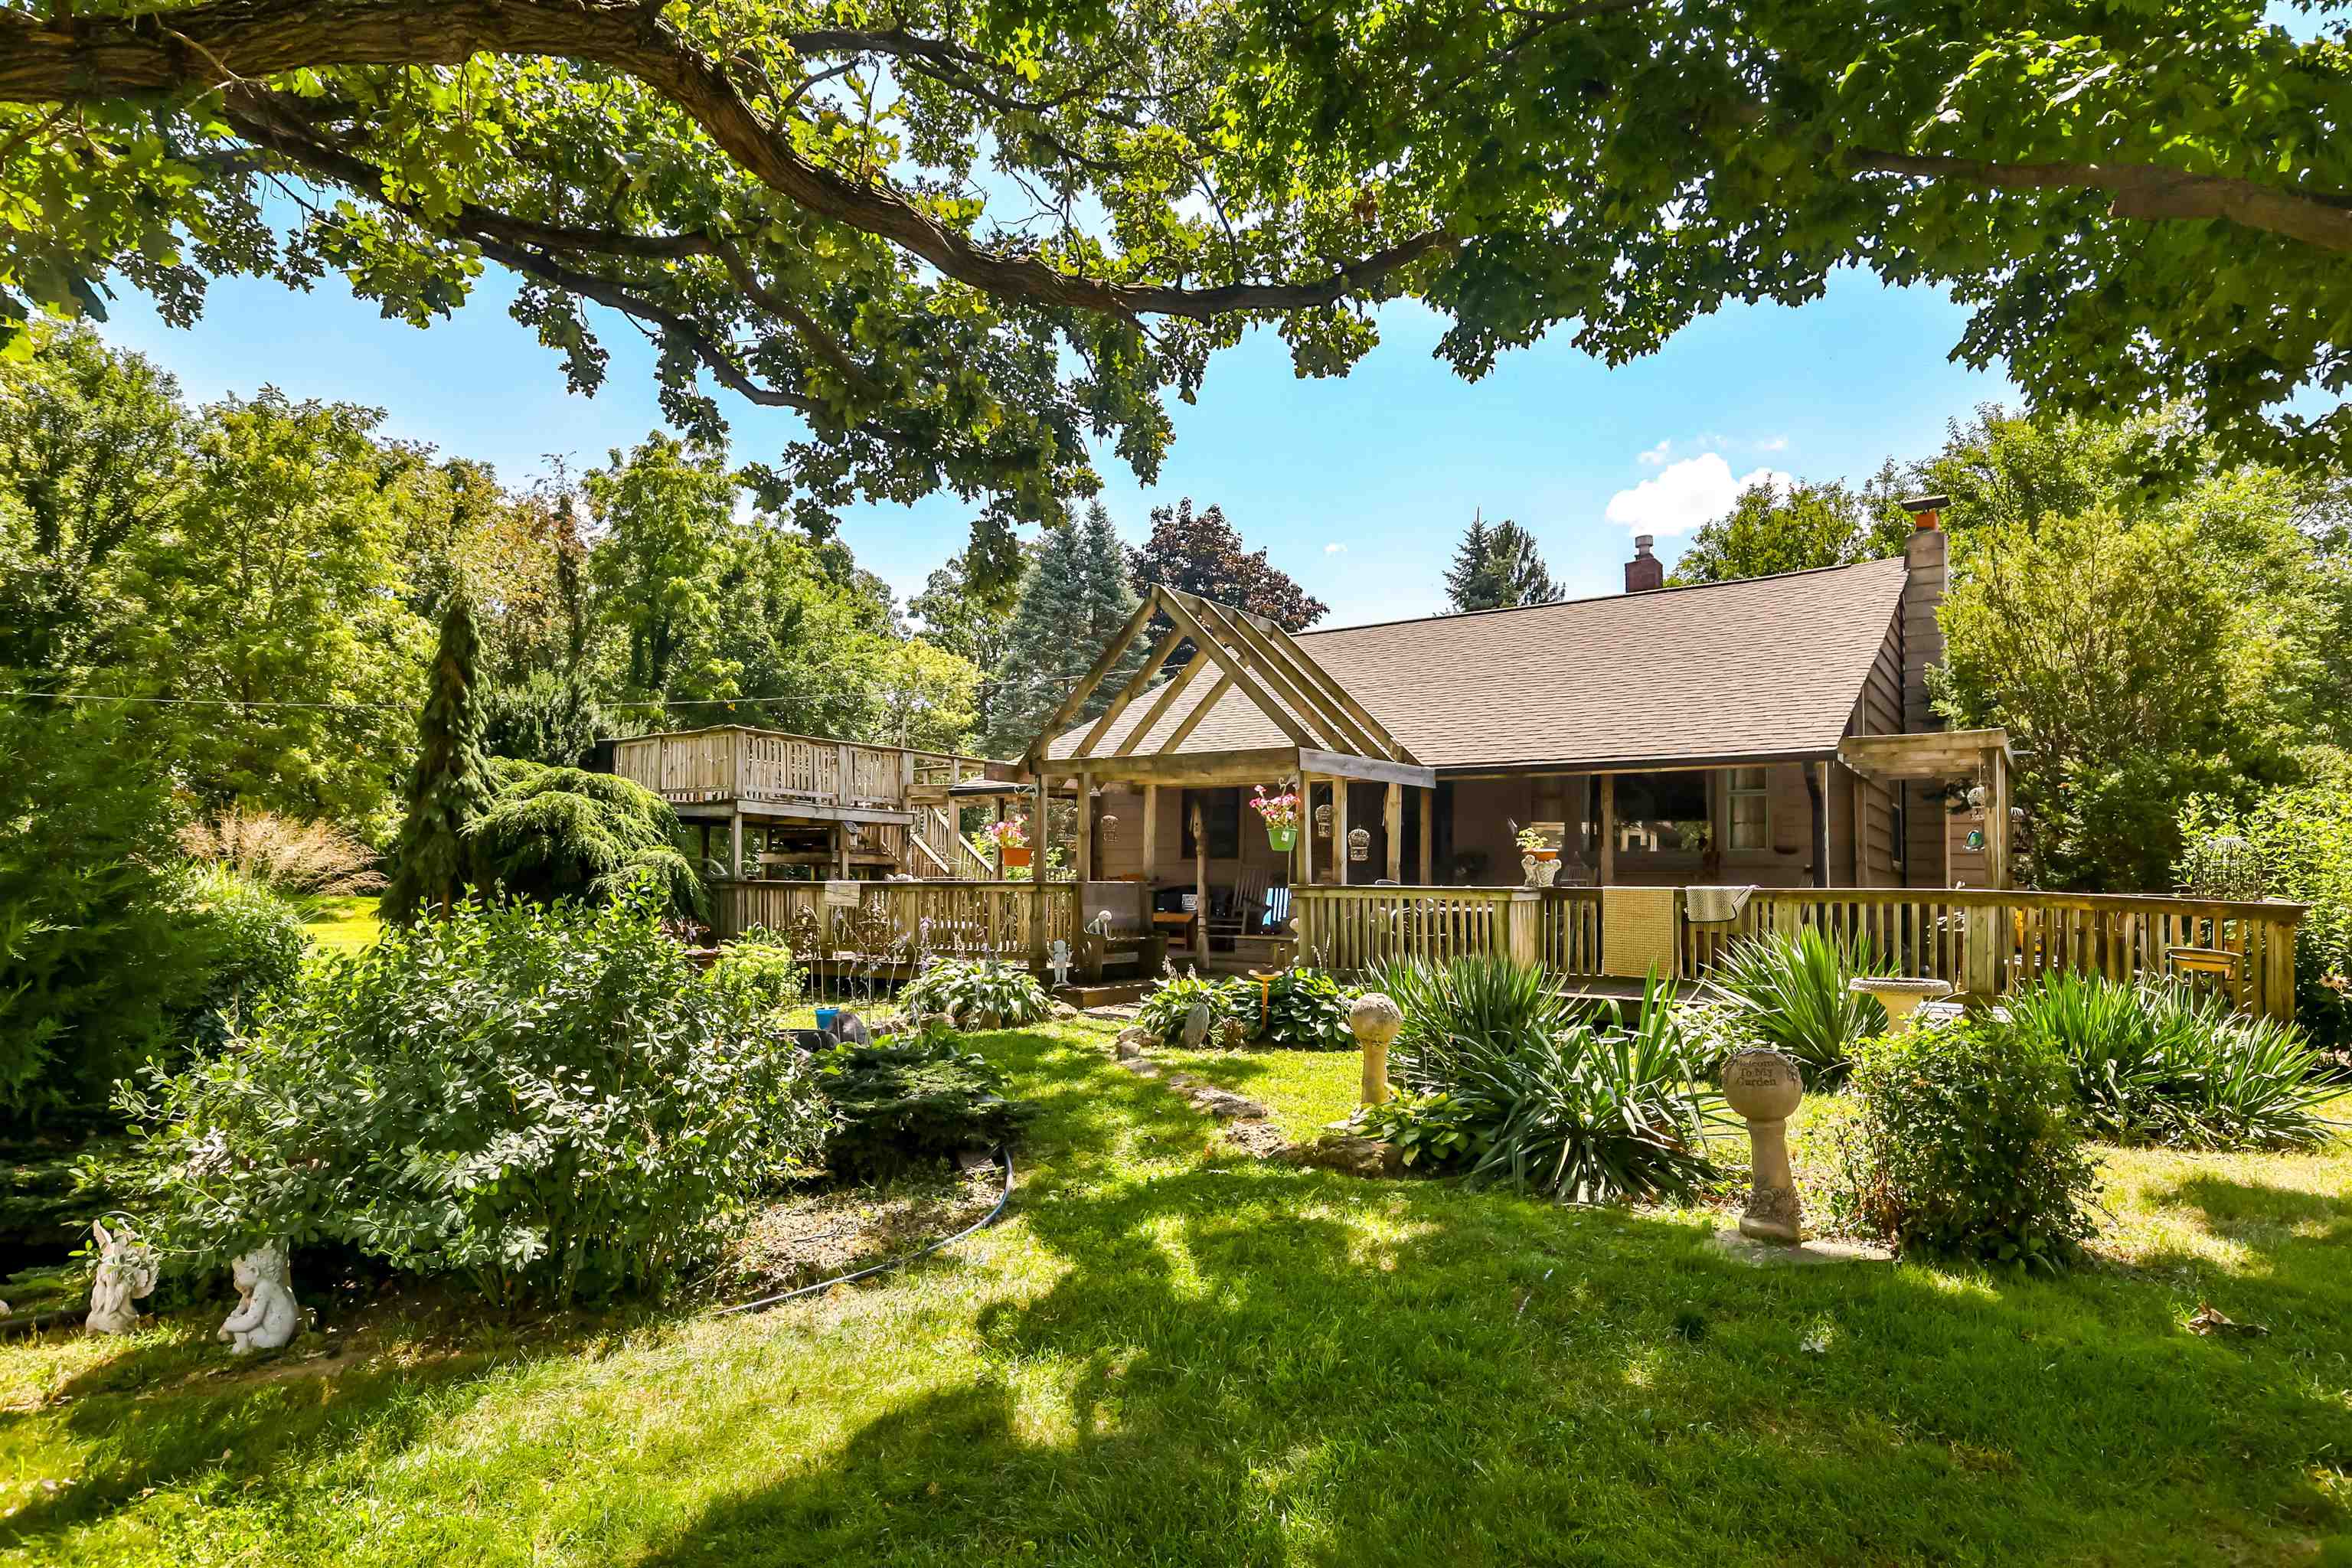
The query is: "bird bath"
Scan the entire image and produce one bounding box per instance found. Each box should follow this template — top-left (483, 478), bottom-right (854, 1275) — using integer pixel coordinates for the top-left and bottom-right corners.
top-left (1848, 976), bottom-right (1955, 1037)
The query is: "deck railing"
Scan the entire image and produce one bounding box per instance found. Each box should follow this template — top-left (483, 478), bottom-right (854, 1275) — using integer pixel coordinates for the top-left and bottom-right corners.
top-left (711, 879), bottom-right (1077, 962)
top-left (612, 727), bottom-right (988, 813)
top-left (1289, 884), bottom-right (2305, 1021)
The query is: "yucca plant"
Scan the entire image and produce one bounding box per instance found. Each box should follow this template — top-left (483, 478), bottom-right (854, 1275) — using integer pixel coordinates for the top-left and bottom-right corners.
top-left (1707, 927), bottom-right (1897, 1085)
top-left (2004, 971), bottom-right (2337, 1149)
top-left (1454, 972), bottom-right (1727, 1204)
top-left (1368, 952), bottom-right (1576, 1092)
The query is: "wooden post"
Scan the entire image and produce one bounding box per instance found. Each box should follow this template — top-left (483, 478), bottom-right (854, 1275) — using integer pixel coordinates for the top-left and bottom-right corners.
top-left (1987, 751), bottom-right (2013, 890)
top-left (835, 822), bottom-right (851, 878)
top-left (1190, 799), bottom-right (1209, 961)
top-left (1029, 776), bottom-right (1049, 970)
top-left (1076, 769), bottom-right (1095, 884)
top-left (1419, 787), bottom-right (1434, 884)
top-left (836, 741), bottom-right (854, 806)
top-left (1298, 776), bottom-right (1315, 887)
top-left (1332, 779), bottom-right (1351, 888)
top-left (1598, 774), bottom-right (1615, 886)
top-left (1384, 781), bottom-right (1403, 883)
top-left (1504, 890), bottom-right (1541, 968)
top-left (729, 810), bottom-right (744, 881)
top-left (1142, 782), bottom-right (1159, 887)
top-left (992, 797), bottom-right (1006, 877)
top-left (1810, 762), bottom-right (1830, 890)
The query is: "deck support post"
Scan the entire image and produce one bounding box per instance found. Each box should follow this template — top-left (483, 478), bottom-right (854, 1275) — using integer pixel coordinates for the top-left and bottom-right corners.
top-left (729, 810), bottom-right (743, 882)
top-left (1298, 776), bottom-right (1315, 887)
top-left (1029, 775), bottom-right (1049, 972)
top-left (1142, 783), bottom-right (1159, 885)
top-left (1076, 769), bottom-right (1095, 884)
top-left (1332, 779), bottom-right (1351, 889)
top-left (1191, 799), bottom-right (1209, 962)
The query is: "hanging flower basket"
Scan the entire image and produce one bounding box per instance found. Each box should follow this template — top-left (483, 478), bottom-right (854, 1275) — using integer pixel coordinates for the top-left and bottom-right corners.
top-left (1249, 784), bottom-right (1300, 853)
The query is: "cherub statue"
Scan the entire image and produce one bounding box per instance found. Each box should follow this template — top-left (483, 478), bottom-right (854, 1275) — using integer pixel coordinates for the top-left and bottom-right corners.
top-left (218, 1243), bottom-right (301, 1354)
top-left (86, 1220), bottom-right (158, 1335)
top-left (1048, 938), bottom-right (1073, 989)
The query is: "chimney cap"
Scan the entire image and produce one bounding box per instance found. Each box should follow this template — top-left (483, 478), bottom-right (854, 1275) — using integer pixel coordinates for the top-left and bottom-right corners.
top-left (1633, 534), bottom-right (1655, 554)
top-left (1900, 493), bottom-right (1951, 514)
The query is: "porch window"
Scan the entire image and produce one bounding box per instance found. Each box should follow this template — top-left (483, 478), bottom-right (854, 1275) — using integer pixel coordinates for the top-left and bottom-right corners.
top-left (1727, 766), bottom-right (1769, 851)
top-left (1615, 771), bottom-right (1709, 851)
top-left (1180, 789), bottom-right (1241, 859)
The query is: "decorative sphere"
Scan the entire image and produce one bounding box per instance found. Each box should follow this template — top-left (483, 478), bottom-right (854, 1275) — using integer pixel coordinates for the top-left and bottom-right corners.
top-left (1348, 991), bottom-right (1404, 1048)
top-left (1721, 1048), bottom-right (1804, 1122)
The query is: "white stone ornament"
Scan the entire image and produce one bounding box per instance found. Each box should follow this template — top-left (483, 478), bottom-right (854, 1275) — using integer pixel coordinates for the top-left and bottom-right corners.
top-left (86, 1220), bottom-right (158, 1335)
top-left (1049, 938), bottom-right (1072, 989)
top-left (219, 1243), bottom-right (301, 1354)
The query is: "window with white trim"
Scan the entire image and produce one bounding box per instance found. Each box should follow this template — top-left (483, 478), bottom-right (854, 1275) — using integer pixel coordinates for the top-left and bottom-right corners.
top-left (1727, 766), bottom-right (1769, 851)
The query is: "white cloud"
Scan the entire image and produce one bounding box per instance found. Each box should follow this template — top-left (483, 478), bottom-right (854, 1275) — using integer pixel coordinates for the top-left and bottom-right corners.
top-left (1756, 434), bottom-right (1789, 452)
top-left (1637, 439), bottom-right (1673, 467)
top-left (1324, 541), bottom-right (1348, 554)
top-left (1604, 454), bottom-right (1794, 537)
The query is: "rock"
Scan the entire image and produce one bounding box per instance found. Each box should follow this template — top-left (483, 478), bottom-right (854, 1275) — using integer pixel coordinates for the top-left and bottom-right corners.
top-left (1050, 1001), bottom-right (1080, 1021)
top-left (975, 1009), bottom-right (1003, 1031)
top-left (1112, 1027), bottom-right (1158, 1060)
top-left (1215, 1018), bottom-right (1248, 1050)
top-left (1187, 1086), bottom-right (1270, 1120)
top-left (1182, 1001), bottom-right (1212, 1050)
top-left (1285, 1134), bottom-right (1406, 1178)
top-left (918, 1011), bottom-right (958, 1035)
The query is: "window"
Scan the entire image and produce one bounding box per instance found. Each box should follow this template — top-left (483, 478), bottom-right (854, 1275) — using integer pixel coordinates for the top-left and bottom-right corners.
top-left (1180, 789), bottom-right (1241, 859)
top-left (1615, 771), bottom-right (1710, 852)
top-left (1728, 766), bottom-right (1769, 851)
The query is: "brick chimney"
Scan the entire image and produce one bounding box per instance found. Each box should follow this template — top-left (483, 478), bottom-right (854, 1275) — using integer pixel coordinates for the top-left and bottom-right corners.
top-left (1900, 495), bottom-right (1949, 733)
top-left (1624, 534), bottom-right (1664, 593)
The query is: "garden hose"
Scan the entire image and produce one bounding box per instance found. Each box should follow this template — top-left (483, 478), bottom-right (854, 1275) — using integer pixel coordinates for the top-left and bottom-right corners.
top-left (710, 1144), bottom-right (1015, 1318)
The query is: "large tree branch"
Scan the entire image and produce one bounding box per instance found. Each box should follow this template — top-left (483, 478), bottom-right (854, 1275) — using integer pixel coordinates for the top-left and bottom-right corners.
top-left (1853, 149), bottom-right (2352, 253)
top-left (0, 0), bottom-right (1453, 317)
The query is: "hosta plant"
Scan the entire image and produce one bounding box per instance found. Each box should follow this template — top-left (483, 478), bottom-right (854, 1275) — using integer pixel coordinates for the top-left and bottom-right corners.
top-left (900, 958), bottom-right (1051, 1028)
top-left (1355, 1091), bottom-right (1490, 1168)
top-left (1260, 967), bottom-right (1355, 1050)
top-left (1135, 971), bottom-right (1253, 1044)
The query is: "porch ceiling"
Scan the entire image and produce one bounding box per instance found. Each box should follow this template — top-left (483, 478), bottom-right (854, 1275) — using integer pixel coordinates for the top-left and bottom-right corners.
top-left (1838, 727), bottom-right (2013, 788)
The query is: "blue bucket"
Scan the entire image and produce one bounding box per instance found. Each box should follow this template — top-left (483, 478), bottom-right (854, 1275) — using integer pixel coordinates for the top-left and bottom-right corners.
top-left (815, 1007), bottom-right (841, 1035)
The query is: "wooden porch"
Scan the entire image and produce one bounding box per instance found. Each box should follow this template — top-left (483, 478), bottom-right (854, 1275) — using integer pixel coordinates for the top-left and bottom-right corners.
top-left (1291, 884), bottom-right (2306, 1022)
top-left (609, 726), bottom-right (1009, 881)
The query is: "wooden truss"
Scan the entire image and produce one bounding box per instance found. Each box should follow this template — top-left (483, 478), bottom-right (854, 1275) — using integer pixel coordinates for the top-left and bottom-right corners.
top-left (1022, 585), bottom-right (1429, 789)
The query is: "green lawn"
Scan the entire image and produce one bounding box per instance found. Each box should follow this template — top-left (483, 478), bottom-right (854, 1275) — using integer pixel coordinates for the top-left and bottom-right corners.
top-left (297, 895), bottom-right (383, 953)
top-left (2, 1021), bottom-right (2348, 1566)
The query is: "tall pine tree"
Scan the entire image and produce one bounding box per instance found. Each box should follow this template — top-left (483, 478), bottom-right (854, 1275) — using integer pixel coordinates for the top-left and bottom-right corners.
top-left (384, 593), bottom-right (495, 923)
top-left (986, 503), bottom-right (1147, 756)
top-left (1445, 513), bottom-right (1563, 611)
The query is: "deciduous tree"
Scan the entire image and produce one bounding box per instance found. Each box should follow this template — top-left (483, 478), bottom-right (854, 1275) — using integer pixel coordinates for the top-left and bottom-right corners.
top-left (1129, 498), bottom-right (1327, 632)
top-left (1668, 473), bottom-right (1913, 586)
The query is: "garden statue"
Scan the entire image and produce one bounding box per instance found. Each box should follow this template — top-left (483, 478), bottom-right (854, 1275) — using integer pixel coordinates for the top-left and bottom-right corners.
top-left (1723, 1050), bottom-right (1805, 1243)
top-left (218, 1243), bottom-right (301, 1354)
top-left (1348, 992), bottom-right (1403, 1106)
top-left (1049, 939), bottom-right (1072, 990)
top-left (86, 1220), bottom-right (158, 1336)
top-left (1183, 998), bottom-right (1212, 1049)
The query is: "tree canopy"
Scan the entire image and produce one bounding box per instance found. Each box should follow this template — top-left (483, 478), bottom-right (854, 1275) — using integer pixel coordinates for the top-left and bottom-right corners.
top-left (7, 0), bottom-right (2345, 583)
top-left (987, 501), bottom-right (1146, 756)
top-left (1446, 515), bottom-right (1561, 610)
top-left (1668, 475), bottom-right (1913, 586)
top-left (1129, 498), bottom-right (1327, 632)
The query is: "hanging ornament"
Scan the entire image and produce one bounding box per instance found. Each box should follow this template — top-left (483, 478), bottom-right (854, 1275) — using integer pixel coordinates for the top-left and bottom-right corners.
top-left (1347, 826), bottom-right (1371, 864)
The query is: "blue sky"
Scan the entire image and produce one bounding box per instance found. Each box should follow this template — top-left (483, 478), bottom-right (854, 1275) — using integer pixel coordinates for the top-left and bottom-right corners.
top-left (98, 256), bottom-right (2014, 627)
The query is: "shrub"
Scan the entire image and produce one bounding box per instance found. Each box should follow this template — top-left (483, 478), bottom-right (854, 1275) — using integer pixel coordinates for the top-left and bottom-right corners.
top-left (1707, 928), bottom-right (1896, 1084)
top-left (2002, 970), bottom-right (2336, 1149)
top-left (2178, 783), bottom-right (2352, 1059)
top-left (120, 883), bottom-right (828, 1305)
top-left (1135, 971), bottom-right (1253, 1043)
top-left (705, 927), bottom-right (806, 1018)
top-left (815, 1022), bottom-right (1034, 1181)
top-left (1355, 1091), bottom-right (1489, 1169)
top-left (177, 808), bottom-right (384, 902)
top-left (1841, 1021), bottom-right (2098, 1271)
top-left (178, 865), bottom-right (308, 1050)
top-left (1373, 961), bottom-right (1722, 1203)
top-left (0, 702), bottom-right (211, 1125)
top-left (469, 758), bottom-right (701, 916)
top-left (1259, 967), bottom-right (1355, 1049)
top-left (900, 958), bottom-right (1051, 1028)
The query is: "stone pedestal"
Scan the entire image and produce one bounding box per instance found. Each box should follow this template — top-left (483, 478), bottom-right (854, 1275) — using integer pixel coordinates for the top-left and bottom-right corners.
top-left (1847, 976), bottom-right (1955, 1037)
top-left (1348, 992), bottom-right (1403, 1106)
top-left (1723, 1048), bottom-right (1805, 1244)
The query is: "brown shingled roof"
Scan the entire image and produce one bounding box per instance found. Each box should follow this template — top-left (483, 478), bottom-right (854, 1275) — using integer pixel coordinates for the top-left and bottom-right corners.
top-left (1046, 557), bottom-right (1909, 770)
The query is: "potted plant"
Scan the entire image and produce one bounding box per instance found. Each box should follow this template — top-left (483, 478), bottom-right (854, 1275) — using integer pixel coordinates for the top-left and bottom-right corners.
top-left (979, 818), bottom-right (1031, 869)
top-left (1517, 825), bottom-right (1561, 888)
top-left (1250, 785), bottom-right (1301, 851)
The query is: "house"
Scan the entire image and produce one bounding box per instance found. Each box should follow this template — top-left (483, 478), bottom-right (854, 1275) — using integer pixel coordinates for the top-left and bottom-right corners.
top-left (1024, 505), bottom-right (2017, 901)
